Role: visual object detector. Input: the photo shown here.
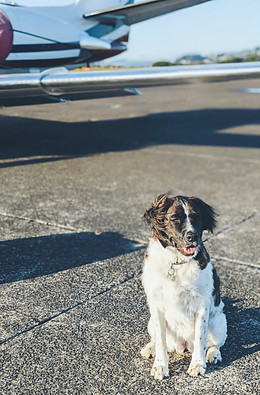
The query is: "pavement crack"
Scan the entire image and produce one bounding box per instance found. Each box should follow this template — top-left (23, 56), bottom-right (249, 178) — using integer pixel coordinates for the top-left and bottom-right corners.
top-left (212, 255), bottom-right (260, 268)
top-left (203, 211), bottom-right (259, 243)
top-left (0, 271), bottom-right (141, 347)
top-left (0, 211), bottom-right (86, 233)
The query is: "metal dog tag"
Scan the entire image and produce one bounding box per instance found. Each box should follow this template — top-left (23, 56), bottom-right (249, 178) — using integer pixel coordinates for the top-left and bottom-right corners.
top-left (168, 267), bottom-right (176, 281)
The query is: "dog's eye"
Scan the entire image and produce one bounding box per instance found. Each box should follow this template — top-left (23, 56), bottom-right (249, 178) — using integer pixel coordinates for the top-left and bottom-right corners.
top-left (171, 217), bottom-right (180, 223)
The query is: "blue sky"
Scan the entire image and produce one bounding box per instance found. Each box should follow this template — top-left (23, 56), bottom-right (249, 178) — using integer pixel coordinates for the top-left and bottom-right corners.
top-left (113, 0), bottom-right (260, 63)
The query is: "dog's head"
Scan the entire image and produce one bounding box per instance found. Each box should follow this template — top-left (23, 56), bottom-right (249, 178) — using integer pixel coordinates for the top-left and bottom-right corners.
top-left (144, 194), bottom-right (217, 258)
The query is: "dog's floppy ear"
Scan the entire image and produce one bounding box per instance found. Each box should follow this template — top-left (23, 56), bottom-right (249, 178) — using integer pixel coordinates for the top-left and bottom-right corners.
top-left (189, 196), bottom-right (217, 233)
top-left (144, 193), bottom-right (171, 230)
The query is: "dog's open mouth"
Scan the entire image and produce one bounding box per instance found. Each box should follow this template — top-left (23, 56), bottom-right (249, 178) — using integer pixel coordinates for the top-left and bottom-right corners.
top-left (179, 246), bottom-right (197, 256)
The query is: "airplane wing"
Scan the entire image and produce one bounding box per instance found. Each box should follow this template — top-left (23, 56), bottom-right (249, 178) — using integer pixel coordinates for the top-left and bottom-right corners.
top-left (1, 62), bottom-right (260, 106)
top-left (84, 0), bottom-right (211, 26)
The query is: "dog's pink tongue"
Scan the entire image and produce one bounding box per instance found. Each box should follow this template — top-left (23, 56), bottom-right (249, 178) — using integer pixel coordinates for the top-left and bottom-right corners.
top-left (183, 247), bottom-right (196, 255)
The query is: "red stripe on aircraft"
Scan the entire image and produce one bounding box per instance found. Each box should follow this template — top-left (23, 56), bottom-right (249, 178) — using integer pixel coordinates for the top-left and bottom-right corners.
top-left (0, 9), bottom-right (13, 63)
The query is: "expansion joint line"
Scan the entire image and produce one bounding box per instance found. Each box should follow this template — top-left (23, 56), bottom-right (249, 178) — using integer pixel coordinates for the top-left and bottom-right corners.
top-left (0, 271), bottom-right (141, 346)
top-left (0, 211), bottom-right (258, 239)
top-left (203, 211), bottom-right (259, 243)
top-left (0, 212), bottom-right (85, 233)
top-left (212, 255), bottom-right (259, 269)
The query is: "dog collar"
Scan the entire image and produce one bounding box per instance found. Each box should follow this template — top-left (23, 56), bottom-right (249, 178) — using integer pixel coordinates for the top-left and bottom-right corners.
top-left (168, 260), bottom-right (187, 281)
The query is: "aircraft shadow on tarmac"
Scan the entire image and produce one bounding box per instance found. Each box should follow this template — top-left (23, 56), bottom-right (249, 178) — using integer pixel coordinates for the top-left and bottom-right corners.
top-left (0, 108), bottom-right (259, 168)
top-left (0, 231), bottom-right (143, 284)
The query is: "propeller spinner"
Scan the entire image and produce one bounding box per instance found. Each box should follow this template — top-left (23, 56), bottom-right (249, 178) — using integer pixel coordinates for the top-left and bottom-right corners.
top-left (0, 9), bottom-right (13, 63)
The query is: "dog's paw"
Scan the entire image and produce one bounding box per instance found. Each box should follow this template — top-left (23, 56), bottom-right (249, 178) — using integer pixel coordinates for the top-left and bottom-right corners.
top-left (188, 361), bottom-right (206, 377)
top-left (206, 346), bottom-right (222, 364)
top-left (151, 362), bottom-right (169, 380)
top-left (140, 342), bottom-right (155, 359)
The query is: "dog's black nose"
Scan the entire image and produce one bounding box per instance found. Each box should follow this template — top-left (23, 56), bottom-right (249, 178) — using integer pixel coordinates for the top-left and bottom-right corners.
top-left (185, 231), bottom-right (197, 243)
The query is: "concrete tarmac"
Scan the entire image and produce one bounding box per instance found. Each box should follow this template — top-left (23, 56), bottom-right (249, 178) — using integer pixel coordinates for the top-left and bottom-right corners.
top-left (0, 78), bottom-right (259, 394)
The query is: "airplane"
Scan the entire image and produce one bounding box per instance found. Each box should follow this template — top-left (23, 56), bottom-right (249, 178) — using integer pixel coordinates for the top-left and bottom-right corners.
top-left (1, 0), bottom-right (260, 106)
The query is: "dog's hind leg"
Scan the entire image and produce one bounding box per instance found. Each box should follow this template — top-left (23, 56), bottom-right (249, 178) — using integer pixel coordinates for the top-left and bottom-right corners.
top-left (140, 341), bottom-right (155, 359)
top-left (206, 303), bottom-right (227, 364)
top-left (206, 346), bottom-right (222, 364)
top-left (141, 318), bottom-right (155, 358)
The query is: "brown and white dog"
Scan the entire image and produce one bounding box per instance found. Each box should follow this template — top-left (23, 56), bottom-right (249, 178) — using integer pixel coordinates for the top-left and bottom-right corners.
top-left (141, 194), bottom-right (227, 380)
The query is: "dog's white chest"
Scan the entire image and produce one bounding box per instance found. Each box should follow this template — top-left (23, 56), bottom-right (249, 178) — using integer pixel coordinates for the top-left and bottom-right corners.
top-left (142, 239), bottom-right (213, 325)
top-left (156, 268), bottom-right (204, 315)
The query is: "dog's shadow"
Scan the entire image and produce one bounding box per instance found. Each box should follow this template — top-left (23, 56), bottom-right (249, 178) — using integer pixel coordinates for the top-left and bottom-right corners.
top-left (219, 298), bottom-right (260, 367)
top-left (165, 297), bottom-right (260, 376)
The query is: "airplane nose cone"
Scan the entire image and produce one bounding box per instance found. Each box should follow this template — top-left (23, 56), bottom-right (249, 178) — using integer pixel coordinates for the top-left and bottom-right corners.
top-left (0, 9), bottom-right (13, 63)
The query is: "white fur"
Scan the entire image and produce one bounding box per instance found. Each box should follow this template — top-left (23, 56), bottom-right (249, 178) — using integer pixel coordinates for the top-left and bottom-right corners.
top-left (181, 201), bottom-right (194, 233)
top-left (141, 238), bottom-right (227, 380)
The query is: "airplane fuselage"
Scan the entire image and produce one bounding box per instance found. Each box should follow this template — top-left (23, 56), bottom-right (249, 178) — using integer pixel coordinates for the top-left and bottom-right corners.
top-left (0, 0), bottom-right (132, 68)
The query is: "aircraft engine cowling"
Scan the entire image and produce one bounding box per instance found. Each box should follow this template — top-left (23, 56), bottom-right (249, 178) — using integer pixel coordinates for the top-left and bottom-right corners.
top-left (0, 9), bottom-right (13, 63)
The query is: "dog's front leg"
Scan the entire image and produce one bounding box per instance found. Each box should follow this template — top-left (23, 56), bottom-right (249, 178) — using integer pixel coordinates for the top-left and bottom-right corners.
top-left (188, 306), bottom-right (209, 377)
top-left (150, 309), bottom-right (169, 380)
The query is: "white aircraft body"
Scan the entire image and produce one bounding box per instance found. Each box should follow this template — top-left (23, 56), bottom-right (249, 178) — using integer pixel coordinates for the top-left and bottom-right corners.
top-left (0, 0), bottom-right (260, 106)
